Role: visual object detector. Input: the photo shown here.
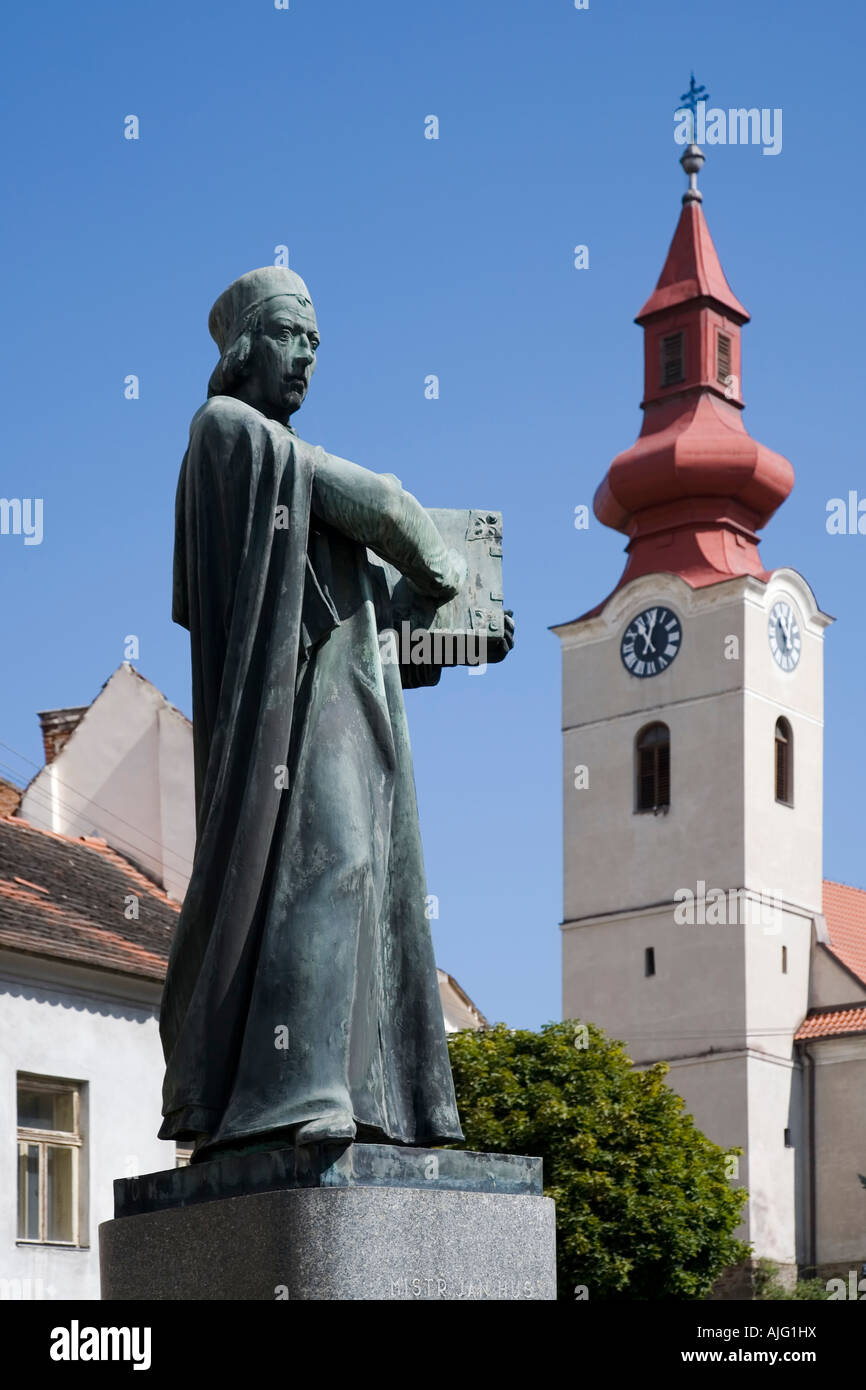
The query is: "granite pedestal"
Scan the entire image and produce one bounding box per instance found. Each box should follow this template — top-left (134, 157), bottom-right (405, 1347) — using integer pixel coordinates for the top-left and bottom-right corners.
top-left (99, 1143), bottom-right (557, 1300)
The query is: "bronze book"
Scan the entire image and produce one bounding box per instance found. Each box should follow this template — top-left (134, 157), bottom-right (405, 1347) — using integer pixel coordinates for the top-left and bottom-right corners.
top-left (368, 509), bottom-right (506, 666)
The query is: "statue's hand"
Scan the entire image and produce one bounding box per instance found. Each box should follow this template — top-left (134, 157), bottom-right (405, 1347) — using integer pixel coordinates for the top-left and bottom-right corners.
top-left (407, 547), bottom-right (466, 606)
top-left (440, 547), bottom-right (468, 602)
top-left (480, 608), bottom-right (514, 665)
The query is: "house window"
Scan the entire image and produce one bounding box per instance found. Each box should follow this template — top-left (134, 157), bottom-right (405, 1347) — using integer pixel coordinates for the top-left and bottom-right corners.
top-left (782, 945), bottom-right (788, 974)
top-left (17, 1076), bottom-right (82, 1245)
top-left (716, 332), bottom-right (732, 385)
top-left (660, 332), bottom-right (685, 386)
top-left (775, 718), bottom-right (793, 805)
top-left (636, 722), bottom-right (670, 812)
top-left (645, 947), bottom-right (656, 977)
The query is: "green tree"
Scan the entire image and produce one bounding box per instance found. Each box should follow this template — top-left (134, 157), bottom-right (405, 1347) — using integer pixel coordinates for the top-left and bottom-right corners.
top-left (447, 1020), bottom-right (749, 1300)
top-left (754, 1260), bottom-right (830, 1301)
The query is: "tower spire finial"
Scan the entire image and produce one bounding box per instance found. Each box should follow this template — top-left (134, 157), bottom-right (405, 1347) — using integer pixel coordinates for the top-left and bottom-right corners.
top-left (680, 143), bottom-right (705, 205)
top-left (586, 95), bottom-right (796, 605)
top-left (677, 73), bottom-right (708, 204)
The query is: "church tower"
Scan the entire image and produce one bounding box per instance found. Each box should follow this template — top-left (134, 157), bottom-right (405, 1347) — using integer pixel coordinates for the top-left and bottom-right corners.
top-left (554, 144), bottom-right (832, 1282)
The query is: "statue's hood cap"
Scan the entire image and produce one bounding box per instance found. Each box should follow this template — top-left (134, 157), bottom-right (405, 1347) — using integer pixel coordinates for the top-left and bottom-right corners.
top-left (208, 267), bottom-right (314, 352)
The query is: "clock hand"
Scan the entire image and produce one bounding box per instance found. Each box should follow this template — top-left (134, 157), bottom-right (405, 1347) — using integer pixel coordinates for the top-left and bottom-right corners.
top-left (778, 613), bottom-right (791, 649)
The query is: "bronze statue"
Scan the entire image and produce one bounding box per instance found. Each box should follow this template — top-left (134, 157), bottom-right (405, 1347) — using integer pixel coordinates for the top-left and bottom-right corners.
top-left (158, 267), bottom-right (512, 1160)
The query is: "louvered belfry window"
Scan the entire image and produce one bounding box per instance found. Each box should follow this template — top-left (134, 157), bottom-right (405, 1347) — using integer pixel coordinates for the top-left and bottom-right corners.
top-left (717, 332), bottom-right (732, 384)
top-left (775, 718), bottom-right (792, 805)
top-left (660, 332), bottom-right (685, 386)
top-left (636, 722), bottom-right (670, 812)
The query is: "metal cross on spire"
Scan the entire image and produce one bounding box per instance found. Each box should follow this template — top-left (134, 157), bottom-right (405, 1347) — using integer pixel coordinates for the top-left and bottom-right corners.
top-left (678, 73), bottom-right (708, 204)
top-left (678, 72), bottom-right (709, 144)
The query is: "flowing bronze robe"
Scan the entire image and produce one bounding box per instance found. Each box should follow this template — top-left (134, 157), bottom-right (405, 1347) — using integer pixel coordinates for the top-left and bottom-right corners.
top-left (159, 395), bottom-right (463, 1154)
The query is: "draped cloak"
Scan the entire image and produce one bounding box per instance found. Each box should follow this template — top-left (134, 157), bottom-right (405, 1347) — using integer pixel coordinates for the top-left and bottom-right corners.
top-left (159, 394), bottom-right (463, 1153)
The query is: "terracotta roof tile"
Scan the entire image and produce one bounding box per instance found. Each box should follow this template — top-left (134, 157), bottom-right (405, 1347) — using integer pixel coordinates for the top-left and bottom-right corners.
top-left (795, 1004), bottom-right (866, 1041)
top-left (822, 879), bottom-right (866, 987)
top-left (0, 815), bottom-right (177, 982)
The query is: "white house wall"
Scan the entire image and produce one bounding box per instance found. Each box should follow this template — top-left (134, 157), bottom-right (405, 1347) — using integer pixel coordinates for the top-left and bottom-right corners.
top-left (809, 1036), bottom-right (866, 1269)
top-left (19, 666), bottom-right (194, 903)
top-left (0, 953), bottom-right (173, 1300)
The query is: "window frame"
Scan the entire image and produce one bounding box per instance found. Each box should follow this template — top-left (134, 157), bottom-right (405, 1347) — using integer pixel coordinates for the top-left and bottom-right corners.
top-left (716, 331), bottom-right (732, 385)
top-left (635, 721), bottom-right (671, 814)
top-left (16, 1075), bottom-right (83, 1248)
top-left (774, 717), bottom-right (793, 807)
top-left (659, 331), bottom-right (685, 387)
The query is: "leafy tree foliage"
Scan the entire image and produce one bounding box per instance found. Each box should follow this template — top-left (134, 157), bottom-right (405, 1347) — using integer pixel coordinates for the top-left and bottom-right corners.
top-left (447, 1020), bottom-right (749, 1300)
top-left (754, 1261), bottom-right (830, 1301)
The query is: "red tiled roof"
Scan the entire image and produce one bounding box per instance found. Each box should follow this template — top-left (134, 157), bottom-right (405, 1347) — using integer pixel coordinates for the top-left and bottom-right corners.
top-left (795, 1004), bottom-right (866, 1041)
top-left (0, 815), bottom-right (177, 982)
top-left (822, 879), bottom-right (866, 987)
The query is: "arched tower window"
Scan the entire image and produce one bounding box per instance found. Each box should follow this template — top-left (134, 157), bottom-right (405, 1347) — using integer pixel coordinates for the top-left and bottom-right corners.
top-left (775, 718), bottom-right (793, 806)
top-left (635, 722), bottom-right (670, 813)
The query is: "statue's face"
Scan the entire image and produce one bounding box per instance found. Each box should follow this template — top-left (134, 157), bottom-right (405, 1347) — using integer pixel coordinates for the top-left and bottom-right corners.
top-left (245, 296), bottom-right (319, 421)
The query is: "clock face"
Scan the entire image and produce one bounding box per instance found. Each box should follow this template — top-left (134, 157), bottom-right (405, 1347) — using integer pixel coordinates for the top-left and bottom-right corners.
top-left (768, 600), bottom-right (801, 672)
top-left (621, 606), bottom-right (682, 678)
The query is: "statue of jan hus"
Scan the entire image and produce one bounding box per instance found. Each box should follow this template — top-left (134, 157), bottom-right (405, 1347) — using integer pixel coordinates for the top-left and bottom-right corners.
top-left (158, 267), bottom-right (513, 1161)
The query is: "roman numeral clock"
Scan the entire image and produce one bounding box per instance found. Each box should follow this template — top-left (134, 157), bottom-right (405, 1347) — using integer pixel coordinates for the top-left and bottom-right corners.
top-left (620, 606), bottom-right (682, 678)
top-left (768, 599), bottom-right (801, 672)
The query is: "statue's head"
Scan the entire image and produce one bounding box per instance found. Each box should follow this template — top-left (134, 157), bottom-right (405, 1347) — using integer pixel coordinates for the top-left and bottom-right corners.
top-left (207, 267), bottom-right (319, 423)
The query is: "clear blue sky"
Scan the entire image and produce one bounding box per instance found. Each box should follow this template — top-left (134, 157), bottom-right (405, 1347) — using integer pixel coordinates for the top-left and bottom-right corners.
top-left (1, 0), bottom-right (863, 1029)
